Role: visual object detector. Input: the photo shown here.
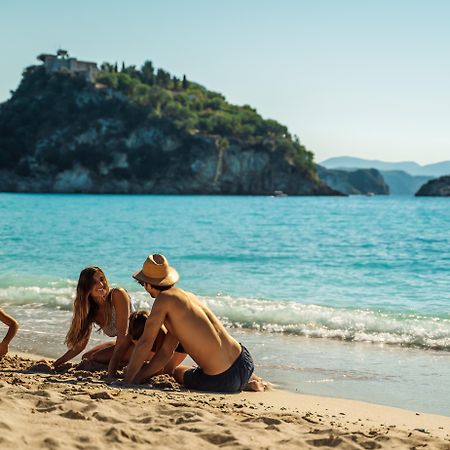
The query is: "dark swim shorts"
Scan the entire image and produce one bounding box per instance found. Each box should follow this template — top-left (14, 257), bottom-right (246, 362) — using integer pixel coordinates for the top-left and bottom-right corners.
top-left (183, 344), bottom-right (254, 393)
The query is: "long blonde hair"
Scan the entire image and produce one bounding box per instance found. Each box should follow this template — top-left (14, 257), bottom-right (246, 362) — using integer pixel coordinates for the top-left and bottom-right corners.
top-left (65, 266), bottom-right (112, 348)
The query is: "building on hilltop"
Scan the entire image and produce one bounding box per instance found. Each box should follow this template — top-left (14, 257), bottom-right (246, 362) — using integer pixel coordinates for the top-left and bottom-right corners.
top-left (37, 50), bottom-right (99, 83)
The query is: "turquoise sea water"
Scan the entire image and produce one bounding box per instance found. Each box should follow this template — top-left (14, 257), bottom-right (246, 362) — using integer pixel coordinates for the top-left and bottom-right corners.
top-left (0, 194), bottom-right (449, 414)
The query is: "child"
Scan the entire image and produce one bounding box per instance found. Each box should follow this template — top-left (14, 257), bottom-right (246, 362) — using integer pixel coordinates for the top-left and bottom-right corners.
top-left (0, 309), bottom-right (19, 358)
top-left (107, 311), bottom-right (186, 378)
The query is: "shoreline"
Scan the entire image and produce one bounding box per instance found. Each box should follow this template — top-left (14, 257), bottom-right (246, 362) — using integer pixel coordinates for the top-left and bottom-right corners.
top-left (1, 352), bottom-right (449, 449)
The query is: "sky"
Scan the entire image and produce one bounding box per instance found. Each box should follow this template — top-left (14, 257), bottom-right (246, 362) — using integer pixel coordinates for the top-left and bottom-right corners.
top-left (1, 0), bottom-right (449, 164)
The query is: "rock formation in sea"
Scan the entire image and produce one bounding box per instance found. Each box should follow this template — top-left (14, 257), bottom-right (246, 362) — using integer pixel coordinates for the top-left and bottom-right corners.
top-left (316, 166), bottom-right (389, 195)
top-left (415, 176), bottom-right (450, 196)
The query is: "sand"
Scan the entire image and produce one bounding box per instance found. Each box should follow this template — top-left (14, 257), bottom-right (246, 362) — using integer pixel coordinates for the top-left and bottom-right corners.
top-left (0, 353), bottom-right (449, 449)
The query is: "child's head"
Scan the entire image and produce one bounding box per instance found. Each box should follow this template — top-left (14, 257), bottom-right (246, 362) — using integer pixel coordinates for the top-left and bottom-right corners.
top-left (128, 310), bottom-right (149, 342)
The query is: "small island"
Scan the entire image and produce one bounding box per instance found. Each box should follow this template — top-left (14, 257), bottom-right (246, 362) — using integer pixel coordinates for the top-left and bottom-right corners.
top-left (415, 175), bottom-right (450, 196)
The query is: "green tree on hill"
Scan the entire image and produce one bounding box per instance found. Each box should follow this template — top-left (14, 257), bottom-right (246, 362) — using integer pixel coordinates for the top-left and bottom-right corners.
top-left (141, 61), bottom-right (155, 85)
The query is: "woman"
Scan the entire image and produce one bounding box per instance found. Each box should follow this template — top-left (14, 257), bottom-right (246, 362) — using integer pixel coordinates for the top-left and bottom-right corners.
top-left (54, 266), bottom-right (132, 369)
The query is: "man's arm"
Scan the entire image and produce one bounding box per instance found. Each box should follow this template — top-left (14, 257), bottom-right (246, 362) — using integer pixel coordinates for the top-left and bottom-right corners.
top-left (134, 332), bottom-right (179, 384)
top-left (124, 296), bottom-right (168, 383)
top-left (0, 309), bottom-right (19, 357)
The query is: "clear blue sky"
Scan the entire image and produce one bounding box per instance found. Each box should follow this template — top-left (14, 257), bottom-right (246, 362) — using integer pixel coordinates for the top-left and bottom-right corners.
top-left (1, 0), bottom-right (449, 164)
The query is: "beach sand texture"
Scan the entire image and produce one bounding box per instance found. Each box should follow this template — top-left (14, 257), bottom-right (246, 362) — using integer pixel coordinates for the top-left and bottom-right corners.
top-left (1, 354), bottom-right (449, 450)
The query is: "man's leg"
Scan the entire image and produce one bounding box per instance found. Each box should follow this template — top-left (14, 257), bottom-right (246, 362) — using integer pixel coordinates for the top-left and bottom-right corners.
top-left (163, 352), bottom-right (187, 375)
top-left (173, 364), bottom-right (193, 386)
top-left (244, 373), bottom-right (271, 392)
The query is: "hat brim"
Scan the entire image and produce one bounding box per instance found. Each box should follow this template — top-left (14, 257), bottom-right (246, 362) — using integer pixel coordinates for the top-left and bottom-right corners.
top-left (133, 266), bottom-right (179, 287)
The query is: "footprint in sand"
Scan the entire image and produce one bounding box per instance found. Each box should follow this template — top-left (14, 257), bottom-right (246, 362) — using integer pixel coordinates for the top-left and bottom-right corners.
top-left (134, 415), bottom-right (153, 424)
top-left (43, 437), bottom-right (60, 450)
top-left (89, 390), bottom-right (114, 400)
top-left (359, 441), bottom-right (382, 449)
top-left (92, 412), bottom-right (123, 424)
top-left (174, 412), bottom-right (200, 425)
top-left (35, 398), bottom-right (61, 413)
top-left (60, 409), bottom-right (87, 420)
top-left (306, 436), bottom-right (343, 447)
top-left (0, 421), bottom-right (12, 431)
top-left (199, 431), bottom-right (237, 446)
top-left (243, 416), bottom-right (283, 426)
top-left (104, 427), bottom-right (151, 444)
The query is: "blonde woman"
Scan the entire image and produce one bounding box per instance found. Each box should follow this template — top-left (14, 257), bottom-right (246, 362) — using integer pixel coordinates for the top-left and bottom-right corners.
top-left (54, 267), bottom-right (133, 370)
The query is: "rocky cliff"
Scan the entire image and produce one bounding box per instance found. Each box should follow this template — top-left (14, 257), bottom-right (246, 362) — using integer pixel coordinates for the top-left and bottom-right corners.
top-left (0, 58), bottom-right (338, 196)
top-left (316, 166), bottom-right (389, 195)
top-left (415, 176), bottom-right (450, 196)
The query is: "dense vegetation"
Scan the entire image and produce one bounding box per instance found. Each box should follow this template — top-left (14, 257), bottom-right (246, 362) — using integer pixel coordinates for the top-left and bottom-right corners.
top-left (0, 58), bottom-right (316, 182)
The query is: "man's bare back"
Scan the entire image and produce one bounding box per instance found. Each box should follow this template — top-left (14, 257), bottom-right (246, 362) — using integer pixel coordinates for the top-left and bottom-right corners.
top-left (161, 287), bottom-right (241, 374)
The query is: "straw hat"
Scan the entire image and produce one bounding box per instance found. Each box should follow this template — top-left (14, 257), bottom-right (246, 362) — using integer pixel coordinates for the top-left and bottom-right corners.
top-left (133, 254), bottom-right (179, 286)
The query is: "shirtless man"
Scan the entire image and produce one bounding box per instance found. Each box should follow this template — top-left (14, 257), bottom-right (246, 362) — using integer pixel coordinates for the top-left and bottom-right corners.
top-left (126, 254), bottom-right (264, 392)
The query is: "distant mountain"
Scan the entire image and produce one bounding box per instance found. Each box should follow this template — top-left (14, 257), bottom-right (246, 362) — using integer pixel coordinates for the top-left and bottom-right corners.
top-left (415, 176), bottom-right (450, 197)
top-left (321, 156), bottom-right (450, 177)
top-left (380, 170), bottom-right (434, 196)
top-left (316, 166), bottom-right (389, 195)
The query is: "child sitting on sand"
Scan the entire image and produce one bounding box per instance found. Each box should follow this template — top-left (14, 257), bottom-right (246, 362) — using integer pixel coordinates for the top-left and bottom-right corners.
top-left (107, 310), bottom-right (187, 378)
top-left (0, 309), bottom-right (19, 358)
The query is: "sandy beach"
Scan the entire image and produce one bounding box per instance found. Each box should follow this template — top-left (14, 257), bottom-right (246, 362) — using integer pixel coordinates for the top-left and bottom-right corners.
top-left (0, 353), bottom-right (448, 449)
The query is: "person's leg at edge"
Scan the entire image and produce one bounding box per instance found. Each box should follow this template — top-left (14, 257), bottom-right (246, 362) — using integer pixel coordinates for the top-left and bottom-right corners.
top-left (89, 341), bottom-right (137, 365)
top-left (82, 341), bottom-right (116, 360)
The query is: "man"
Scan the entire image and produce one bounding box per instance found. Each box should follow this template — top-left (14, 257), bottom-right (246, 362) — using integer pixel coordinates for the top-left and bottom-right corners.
top-left (126, 253), bottom-right (264, 392)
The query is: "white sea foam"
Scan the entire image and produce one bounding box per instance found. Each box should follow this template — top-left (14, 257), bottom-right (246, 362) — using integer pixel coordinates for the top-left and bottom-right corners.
top-left (2, 285), bottom-right (449, 350)
top-left (201, 295), bottom-right (450, 351)
top-left (0, 285), bottom-right (74, 309)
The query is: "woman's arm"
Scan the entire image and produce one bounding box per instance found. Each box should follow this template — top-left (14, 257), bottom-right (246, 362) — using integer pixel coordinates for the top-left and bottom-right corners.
top-left (107, 288), bottom-right (131, 371)
top-left (53, 333), bottom-right (90, 367)
top-left (111, 288), bottom-right (131, 343)
top-left (0, 309), bottom-right (19, 357)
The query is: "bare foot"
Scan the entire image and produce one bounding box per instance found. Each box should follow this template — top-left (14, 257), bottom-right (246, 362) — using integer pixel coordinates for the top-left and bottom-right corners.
top-left (244, 374), bottom-right (271, 392)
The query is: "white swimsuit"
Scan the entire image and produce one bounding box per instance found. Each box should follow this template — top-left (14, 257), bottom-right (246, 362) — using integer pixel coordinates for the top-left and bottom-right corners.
top-left (101, 288), bottom-right (134, 337)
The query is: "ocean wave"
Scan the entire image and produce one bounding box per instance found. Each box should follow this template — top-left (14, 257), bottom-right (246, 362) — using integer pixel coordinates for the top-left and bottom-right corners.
top-left (2, 285), bottom-right (449, 351)
top-left (0, 285), bottom-right (75, 309)
top-left (0, 284), bottom-right (153, 311)
top-left (201, 295), bottom-right (450, 351)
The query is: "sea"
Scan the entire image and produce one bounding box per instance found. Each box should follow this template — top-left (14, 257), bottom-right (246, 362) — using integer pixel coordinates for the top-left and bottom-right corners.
top-left (0, 193), bottom-right (449, 415)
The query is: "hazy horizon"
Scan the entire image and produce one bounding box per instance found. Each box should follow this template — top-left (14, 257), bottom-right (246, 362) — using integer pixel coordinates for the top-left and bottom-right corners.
top-left (319, 155), bottom-right (450, 165)
top-left (1, 0), bottom-right (449, 165)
